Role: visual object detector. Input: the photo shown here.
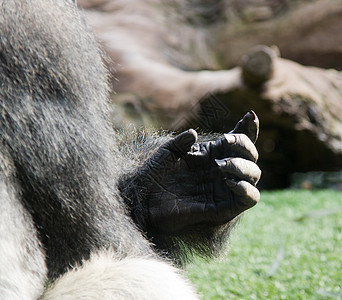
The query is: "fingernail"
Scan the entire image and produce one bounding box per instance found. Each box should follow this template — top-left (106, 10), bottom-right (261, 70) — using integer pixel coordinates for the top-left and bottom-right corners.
top-left (187, 129), bottom-right (198, 140)
top-left (224, 134), bottom-right (236, 144)
top-left (215, 159), bottom-right (226, 167)
top-left (249, 110), bottom-right (256, 120)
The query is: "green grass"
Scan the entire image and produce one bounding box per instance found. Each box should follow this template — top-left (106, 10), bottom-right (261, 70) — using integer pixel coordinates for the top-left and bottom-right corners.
top-left (187, 190), bottom-right (342, 299)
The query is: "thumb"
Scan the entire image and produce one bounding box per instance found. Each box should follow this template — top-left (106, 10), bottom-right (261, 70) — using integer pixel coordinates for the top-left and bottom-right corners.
top-left (165, 129), bottom-right (198, 155)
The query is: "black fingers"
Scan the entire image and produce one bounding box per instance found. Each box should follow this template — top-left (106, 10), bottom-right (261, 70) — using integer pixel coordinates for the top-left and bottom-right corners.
top-left (230, 110), bottom-right (259, 144)
top-left (164, 129), bottom-right (198, 156)
top-left (226, 180), bottom-right (260, 207)
top-left (211, 111), bottom-right (259, 162)
top-left (215, 157), bottom-right (261, 185)
top-left (222, 133), bottom-right (259, 162)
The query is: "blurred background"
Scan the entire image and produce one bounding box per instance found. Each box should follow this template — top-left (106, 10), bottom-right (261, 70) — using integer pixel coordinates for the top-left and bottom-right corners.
top-left (78, 1), bottom-right (341, 298)
top-left (78, 0), bottom-right (342, 189)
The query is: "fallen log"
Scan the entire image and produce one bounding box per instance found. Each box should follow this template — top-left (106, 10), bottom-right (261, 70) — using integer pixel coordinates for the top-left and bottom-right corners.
top-left (179, 46), bottom-right (342, 188)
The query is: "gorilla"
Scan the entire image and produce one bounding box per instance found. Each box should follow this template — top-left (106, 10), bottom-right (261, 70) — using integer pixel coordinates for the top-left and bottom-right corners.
top-left (0, 0), bottom-right (261, 299)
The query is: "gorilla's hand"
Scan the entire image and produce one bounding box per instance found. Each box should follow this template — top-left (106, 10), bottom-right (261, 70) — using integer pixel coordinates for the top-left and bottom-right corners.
top-left (128, 112), bottom-right (261, 234)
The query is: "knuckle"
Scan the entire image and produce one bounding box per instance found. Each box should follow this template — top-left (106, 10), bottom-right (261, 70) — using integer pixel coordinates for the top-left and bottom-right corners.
top-left (223, 133), bottom-right (237, 145)
top-left (234, 181), bottom-right (260, 202)
top-left (235, 133), bottom-right (250, 144)
top-left (256, 165), bottom-right (262, 178)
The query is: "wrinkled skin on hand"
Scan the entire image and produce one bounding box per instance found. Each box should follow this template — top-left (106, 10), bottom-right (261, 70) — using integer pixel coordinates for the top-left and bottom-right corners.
top-left (129, 111), bottom-right (261, 234)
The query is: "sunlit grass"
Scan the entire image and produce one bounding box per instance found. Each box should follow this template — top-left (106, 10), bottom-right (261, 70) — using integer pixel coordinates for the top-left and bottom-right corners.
top-left (187, 190), bottom-right (342, 299)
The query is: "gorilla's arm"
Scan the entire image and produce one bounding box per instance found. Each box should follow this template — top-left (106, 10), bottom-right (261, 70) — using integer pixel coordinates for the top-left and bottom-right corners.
top-left (119, 111), bottom-right (261, 263)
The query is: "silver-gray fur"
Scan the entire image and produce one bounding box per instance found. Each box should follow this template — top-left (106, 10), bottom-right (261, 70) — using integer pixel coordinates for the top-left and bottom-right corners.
top-left (42, 250), bottom-right (197, 299)
top-left (0, 0), bottom-right (251, 298)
